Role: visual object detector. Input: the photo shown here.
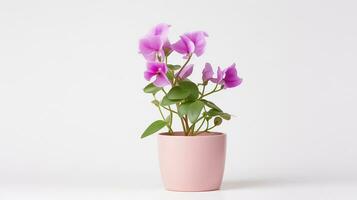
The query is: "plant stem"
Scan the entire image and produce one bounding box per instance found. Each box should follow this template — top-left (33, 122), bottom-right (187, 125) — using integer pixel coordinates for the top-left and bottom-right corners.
top-left (163, 54), bottom-right (194, 135)
top-left (161, 89), bottom-right (174, 133)
top-left (188, 116), bottom-right (204, 131)
top-left (194, 117), bottom-right (206, 135)
top-left (201, 84), bottom-right (206, 96)
top-left (189, 124), bottom-right (195, 136)
top-left (205, 119), bottom-right (209, 131)
top-left (199, 84), bottom-right (223, 99)
top-left (153, 94), bottom-right (173, 133)
top-left (161, 106), bottom-right (178, 114)
top-left (206, 125), bottom-right (217, 131)
top-left (184, 116), bottom-right (189, 136)
top-left (158, 106), bottom-right (166, 120)
top-left (175, 103), bottom-right (186, 134)
top-left (173, 54), bottom-right (192, 85)
top-left (164, 55), bottom-right (175, 86)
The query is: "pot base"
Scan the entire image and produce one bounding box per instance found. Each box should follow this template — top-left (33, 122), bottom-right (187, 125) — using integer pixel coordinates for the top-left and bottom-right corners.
top-left (165, 187), bottom-right (220, 192)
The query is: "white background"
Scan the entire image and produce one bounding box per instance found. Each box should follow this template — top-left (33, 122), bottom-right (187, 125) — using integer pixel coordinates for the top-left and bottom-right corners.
top-left (1, 0), bottom-right (357, 199)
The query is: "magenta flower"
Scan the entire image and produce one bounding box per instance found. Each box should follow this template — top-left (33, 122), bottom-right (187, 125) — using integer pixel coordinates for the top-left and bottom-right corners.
top-left (148, 23), bottom-right (170, 41)
top-left (172, 31), bottom-right (208, 58)
top-left (202, 63), bottom-right (242, 89)
top-left (144, 62), bottom-right (170, 87)
top-left (185, 31), bottom-right (208, 56)
top-left (171, 35), bottom-right (194, 58)
top-left (222, 64), bottom-right (242, 88)
top-left (176, 64), bottom-right (194, 79)
top-left (139, 23), bottom-right (171, 61)
top-left (202, 63), bottom-right (214, 82)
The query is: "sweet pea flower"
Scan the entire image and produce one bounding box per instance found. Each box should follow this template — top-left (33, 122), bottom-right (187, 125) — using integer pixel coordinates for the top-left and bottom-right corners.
top-left (202, 63), bottom-right (214, 82)
top-left (202, 63), bottom-right (242, 89)
top-left (172, 31), bottom-right (208, 58)
top-left (148, 23), bottom-right (170, 41)
top-left (144, 62), bottom-right (170, 87)
top-left (185, 31), bottom-right (208, 56)
top-left (149, 24), bottom-right (172, 55)
top-left (139, 23), bottom-right (171, 61)
top-left (176, 64), bottom-right (194, 79)
top-left (221, 64), bottom-right (242, 88)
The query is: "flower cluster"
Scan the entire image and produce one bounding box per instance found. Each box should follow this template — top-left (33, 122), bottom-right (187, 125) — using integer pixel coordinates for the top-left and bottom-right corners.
top-left (139, 23), bottom-right (242, 138)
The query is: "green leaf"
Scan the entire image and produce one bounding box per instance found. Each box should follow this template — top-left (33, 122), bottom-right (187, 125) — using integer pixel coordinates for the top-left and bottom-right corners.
top-left (143, 83), bottom-right (161, 94)
top-left (161, 96), bottom-right (179, 106)
top-left (141, 120), bottom-right (167, 138)
top-left (167, 64), bottom-right (181, 70)
top-left (214, 117), bottom-right (223, 125)
top-left (166, 86), bottom-right (191, 100)
top-left (187, 100), bottom-right (204, 123)
top-left (207, 108), bottom-right (221, 117)
top-left (206, 109), bottom-right (231, 120)
top-left (179, 80), bottom-right (199, 101)
top-left (166, 70), bottom-right (174, 82)
top-left (220, 113), bottom-right (231, 120)
top-left (201, 99), bottom-right (222, 112)
top-left (178, 101), bottom-right (192, 117)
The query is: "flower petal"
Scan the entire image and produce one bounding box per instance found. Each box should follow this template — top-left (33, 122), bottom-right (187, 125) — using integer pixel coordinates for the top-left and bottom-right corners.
top-left (163, 40), bottom-right (172, 56)
top-left (185, 31), bottom-right (208, 57)
top-left (177, 64), bottom-right (194, 79)
top-left (140, 24), bottom-right (171, 61)
top-left (147, 62), bottom-right (167, 73)
top-left (160, 62), bottom-right (168, 74)
top-left (212, 67), bottom-right (224, 84)
top-left (182, 35), bottom-right (195, 54)
top-left (171, 39), bottom-right (187, 54)
top-left (223, 78), bottom-right (242, 88)
top-left (172, 35), bottom-right (195, 56)
top-left (224, 64), bottom-right (238, 80)
top-left (153, 72), bottom-right (170, 87)
top-left (202, 63), bottom-right (214, 82)
top-left (144, 71), bottom-right (155, 81)
top-left (146, 62), bottom-right (159, 72)
top-left (142, 52), bottom-right (157, 62)
top-left (223, 63), bottom-right (243, 88)
top-left (148, 23), bottom-right (170, 40)
top-left (139, 36), bottom-right (163, 53)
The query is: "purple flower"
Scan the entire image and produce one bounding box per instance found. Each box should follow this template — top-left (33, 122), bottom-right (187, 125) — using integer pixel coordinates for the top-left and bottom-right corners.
top-left (148, 23), bottom-right (170, 41)
top-left (139, 36), bottom-right (164, 61)
top-left (203, 63), bottom-right (242, 89)
top-left (211, 67), bottom-right (224, 84)
top-left (202, 63), bottom-right (214, 82)
top-left (176, 64), bottom-right (194, 79)
top-left (139, 23), bottom-right (171, 61)
top-left (185, 31), bottom-right (208, 56)
top-left (172, 31), bottom-right (208, 58)
top-left (171, 35), bottom-right (195, 58)
top-left (144, 62), bottom-right (170, 87)
top-left (222, 63), bottom-right (242, 88)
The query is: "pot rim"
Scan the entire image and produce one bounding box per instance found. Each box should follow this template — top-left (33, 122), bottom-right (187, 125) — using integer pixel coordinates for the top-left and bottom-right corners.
top-left (158, 131), bottom-right (226, 138)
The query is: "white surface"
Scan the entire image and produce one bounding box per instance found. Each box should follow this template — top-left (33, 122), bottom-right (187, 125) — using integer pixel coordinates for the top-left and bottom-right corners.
top-left (1, 0), bottom-right (357, 199)
top-left (1, 177), bottom-right (356, 200)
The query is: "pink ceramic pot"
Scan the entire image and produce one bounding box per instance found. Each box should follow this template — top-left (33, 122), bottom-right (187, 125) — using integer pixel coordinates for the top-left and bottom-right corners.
top-left (158, 132), bottom-right (226, 192)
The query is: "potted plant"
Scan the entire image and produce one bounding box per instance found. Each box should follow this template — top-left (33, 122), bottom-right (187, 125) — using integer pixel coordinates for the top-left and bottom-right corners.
top-left (139, 23), bottom-right (243, 192)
